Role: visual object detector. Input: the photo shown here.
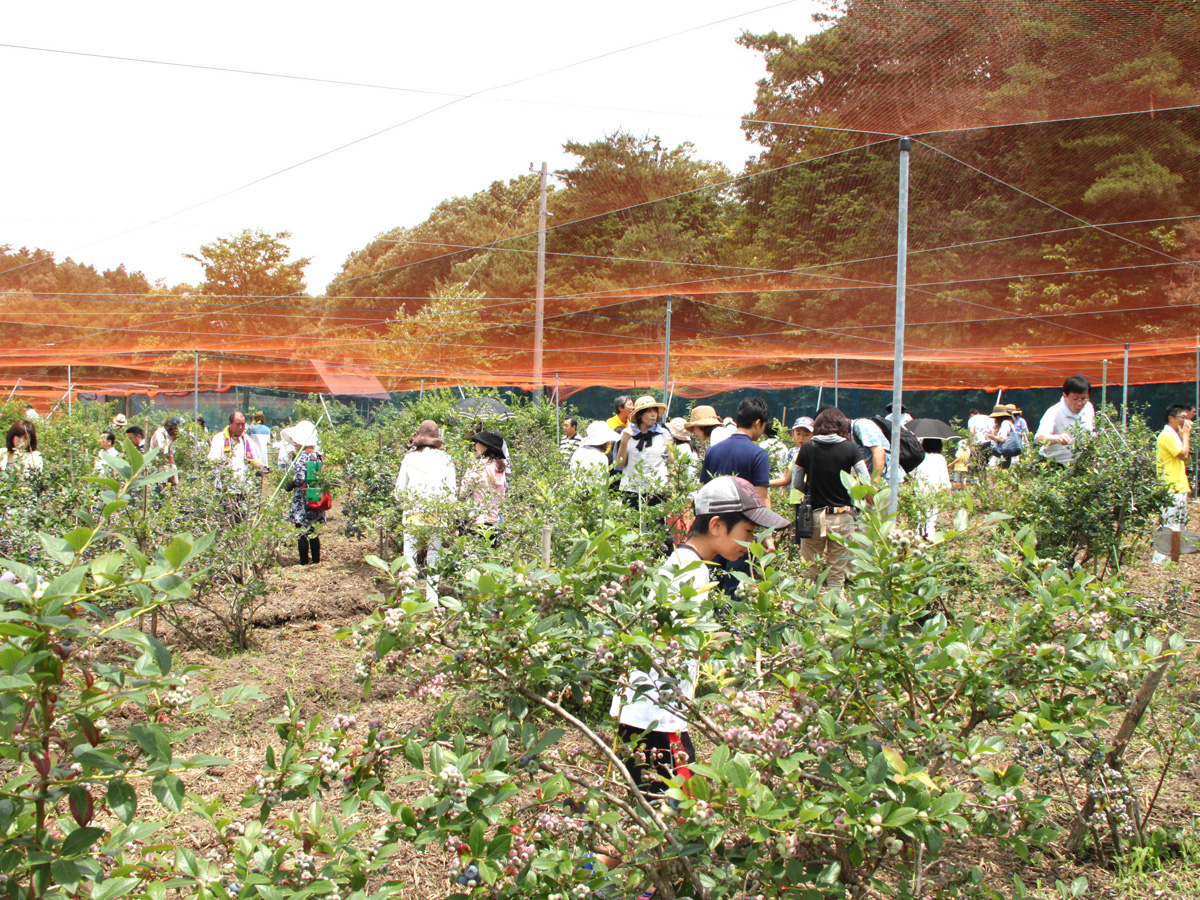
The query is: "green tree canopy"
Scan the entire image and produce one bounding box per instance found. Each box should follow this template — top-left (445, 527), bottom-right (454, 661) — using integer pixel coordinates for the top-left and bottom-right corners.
top-left (185, 229), bottom-right (311, 298)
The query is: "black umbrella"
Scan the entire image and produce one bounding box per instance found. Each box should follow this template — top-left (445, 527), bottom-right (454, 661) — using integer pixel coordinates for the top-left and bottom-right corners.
top-left (906, 418), bottom-right (959, 440)
top-left (451, 397), bottom-right (515, 420)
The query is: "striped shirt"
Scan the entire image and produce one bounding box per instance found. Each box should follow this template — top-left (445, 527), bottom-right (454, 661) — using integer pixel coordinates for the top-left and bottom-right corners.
top-left (559, 434), bottom-right (582, 458)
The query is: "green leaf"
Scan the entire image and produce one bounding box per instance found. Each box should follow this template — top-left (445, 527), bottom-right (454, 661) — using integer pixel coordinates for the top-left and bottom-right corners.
top-left (151, 773), bottom-right (185, 812)
top-left (175, 847), bottom-right (203, 878)
top-left (38, 533), bottom-right (77, 566)
top-left (467, 820), bottom-right (486, 858)
top-left (0, 674), bottom-right (35, 690)
top-left (63, 527), bottom-right (95, 553)
top-left (884, 807), bottom-right (917, 827)
top-left (162, 537), bottom-right (194, 569)
top-left (93, 878), bottom-right (141, 900)
top-left (61, 826), bottom-right (105, 857)
top-left (882, 747), bottom-right (907, 776)
top-left (127, 724), bottom-right (173, 764)
top-left (404, 739), bottom-right (423, 770)
top-left (50, 860), bottom-right (81, 894)
top-left (815, 860), bottom-right (841, 887)
top-left (76, 749), bottom-right (123, 773)
top-left (108, 780), bottom-right (137, 824)
top-left (42, 568), bottom-right (87, 602)
top-left (93, 877), bottom-right (142, 900)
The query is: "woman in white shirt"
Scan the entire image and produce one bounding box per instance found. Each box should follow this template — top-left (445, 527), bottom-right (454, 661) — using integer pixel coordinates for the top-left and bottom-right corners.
top-left (615, 396), bottom-right (673, 507)
top-left (1, 420), bottom-right (44, 474)
top-left (393, 420), bottom-right (457, 601)
top-left (911, 438), bottom-right (952, 540)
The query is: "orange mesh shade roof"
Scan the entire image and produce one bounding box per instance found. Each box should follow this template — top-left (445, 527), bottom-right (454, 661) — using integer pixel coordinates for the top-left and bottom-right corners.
top-left (3, 1), bottom-right (1199, 400)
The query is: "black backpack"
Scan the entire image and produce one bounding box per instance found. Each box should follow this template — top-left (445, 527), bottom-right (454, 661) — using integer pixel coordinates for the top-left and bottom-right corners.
top-left (857, 416), bottom-right (926, 474)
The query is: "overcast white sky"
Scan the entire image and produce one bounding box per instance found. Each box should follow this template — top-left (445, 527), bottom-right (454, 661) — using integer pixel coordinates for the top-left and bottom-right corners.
top-left (1, 0), bottom-right (825, 294)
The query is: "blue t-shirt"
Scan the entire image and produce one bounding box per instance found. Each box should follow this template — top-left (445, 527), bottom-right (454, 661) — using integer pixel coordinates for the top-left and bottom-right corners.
top-left (699, 433), bottom-right (770, 486)
top-left (853, 417), bottom-right (890, 471)
top-left (248, 424), bottom-right (271, 435)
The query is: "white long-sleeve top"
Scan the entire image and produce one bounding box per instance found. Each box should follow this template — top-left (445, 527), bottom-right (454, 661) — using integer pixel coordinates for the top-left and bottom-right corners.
top-left (393, 448), bottom-right (457, 525)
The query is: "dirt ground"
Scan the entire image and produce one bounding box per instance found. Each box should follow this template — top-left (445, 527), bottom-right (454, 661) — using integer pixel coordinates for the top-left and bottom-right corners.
top-left (148, 502), bottom-right (1200, 900)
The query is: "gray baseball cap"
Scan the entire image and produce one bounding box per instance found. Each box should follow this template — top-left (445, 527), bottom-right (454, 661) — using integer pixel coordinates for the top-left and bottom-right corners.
top-left (693, 476), bottom-right (790, 529)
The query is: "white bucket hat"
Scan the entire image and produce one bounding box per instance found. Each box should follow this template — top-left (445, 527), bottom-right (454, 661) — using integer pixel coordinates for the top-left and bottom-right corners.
top-left (580, 420), bottom-right (623, 447)
top-left (281, 420), bottom-right (319, 448)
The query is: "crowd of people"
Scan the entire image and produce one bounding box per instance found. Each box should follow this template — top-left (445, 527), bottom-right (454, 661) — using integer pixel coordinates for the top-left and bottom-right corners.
top-left (5, 376), bottom-right (1195, 582)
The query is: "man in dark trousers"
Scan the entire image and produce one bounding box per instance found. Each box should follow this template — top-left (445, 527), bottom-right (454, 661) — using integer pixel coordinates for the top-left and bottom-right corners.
top-left (699, 397), bottom-right (777, 596)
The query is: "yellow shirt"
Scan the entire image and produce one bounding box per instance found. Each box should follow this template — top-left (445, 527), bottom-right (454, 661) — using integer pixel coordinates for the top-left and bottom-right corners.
top-left (1157, 425), bottom-right (1189, 494)
top-left (952, 441), bottom-right (971, 473)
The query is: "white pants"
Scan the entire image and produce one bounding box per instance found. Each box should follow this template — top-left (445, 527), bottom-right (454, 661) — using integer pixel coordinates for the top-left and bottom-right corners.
top-left (1152, 492), bottom-right (1189, 564)
top-left (404, 531), bottom-right (442, 601)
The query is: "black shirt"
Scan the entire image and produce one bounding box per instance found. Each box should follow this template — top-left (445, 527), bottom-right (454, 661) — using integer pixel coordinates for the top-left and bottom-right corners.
top-left (796, 438), bottom-right (859, 510)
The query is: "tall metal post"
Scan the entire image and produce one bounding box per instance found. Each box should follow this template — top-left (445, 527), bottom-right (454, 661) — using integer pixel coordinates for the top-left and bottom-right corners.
top-left (533, 161), bottom-right (548, 405)
top-left (1101, 359), bottom-right (1108, 410)
top-left (194, 351), bottom-right (200, 422)
top-left (1121, 343), bottom-right (1130, 428)
top-left (887, 138), bottom-right (911, 515)
top-left (67, 365), bottom-right (72, 414)
top-left (834, 359), bottom-right (839, 408)
top-left (663, 297), bottom-right (672, 401)
top-left (1194, 343), bottom-right (1199, 496)
top-left (554, 372), bottom-right (560, 439)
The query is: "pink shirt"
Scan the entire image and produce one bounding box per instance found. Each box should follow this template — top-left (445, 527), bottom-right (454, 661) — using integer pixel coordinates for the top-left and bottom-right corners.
top-left (461, 458), bottom-right (506, 525)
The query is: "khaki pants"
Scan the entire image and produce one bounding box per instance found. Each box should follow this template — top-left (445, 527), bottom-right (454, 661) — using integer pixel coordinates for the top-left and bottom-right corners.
top-left (800, 509), bottom-right (859, 592)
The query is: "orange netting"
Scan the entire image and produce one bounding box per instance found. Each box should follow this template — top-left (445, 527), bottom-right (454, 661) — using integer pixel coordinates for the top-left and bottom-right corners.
top-left (3, 1), bottom-right (1200, 402)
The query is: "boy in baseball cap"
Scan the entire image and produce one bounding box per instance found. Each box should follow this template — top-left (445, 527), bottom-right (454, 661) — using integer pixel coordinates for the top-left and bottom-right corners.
top-left (610, 476), bottom-right (787, 802)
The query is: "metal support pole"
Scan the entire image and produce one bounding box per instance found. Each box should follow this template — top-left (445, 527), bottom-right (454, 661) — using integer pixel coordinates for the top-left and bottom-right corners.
top-left (816, 383), bottom-right (823, 410)
top-left (6, 378), bottom-right (21, 403)
top-left (67, 366), bottom-right (72, 414)
top-left (533, 161), bottom-right (548, 405)
top-left (833, 360), bottom-right (838, 408)
top-left (554, 372), bottom-right (560, 439)
top-left (887, 137), bottom-right (911, 515)
top-left (1101, 359), bottom-right (1108, 410)
top-left (1121, 343), bottom-right (1130, 428)
top-left (663, 297), bottom-right (672, 402)
top-left (194, 350), bottom-right (200, 422)
top-left (1194, 344), bottom-right (1199, 497)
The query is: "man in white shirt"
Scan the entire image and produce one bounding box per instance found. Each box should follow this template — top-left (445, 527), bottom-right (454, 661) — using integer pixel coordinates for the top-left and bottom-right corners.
top-left (208, 411), bottom-right (263, 476)
top-left (559, 417), bottom-right (582, 459)
top-left (1036, 376), bottom-right (1095, 465)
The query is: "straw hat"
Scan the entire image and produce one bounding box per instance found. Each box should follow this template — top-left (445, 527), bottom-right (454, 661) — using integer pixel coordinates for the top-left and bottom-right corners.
top-left (1005, 403), bottom-right (1023, 416)
top-left (111, 414), bottom-right (127, 428)
top-left (684, 405), bottom-right (722, 431)
top-left (666, 417), bottom-right (692, 443)
top-left (631, 395), bottom-right (667, 418)
top-left (281, 419), bottom-right (319, 447)
top-left (580, 421), bottom-right (623, 447)
top-left (989, 405), bottom-right (1013, 419)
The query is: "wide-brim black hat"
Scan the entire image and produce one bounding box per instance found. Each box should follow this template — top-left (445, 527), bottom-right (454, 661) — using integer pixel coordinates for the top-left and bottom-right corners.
top-left (469, 430), bottom-right (505, 454)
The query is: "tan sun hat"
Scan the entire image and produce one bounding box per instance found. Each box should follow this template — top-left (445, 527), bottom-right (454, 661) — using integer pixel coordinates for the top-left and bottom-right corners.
top-left (667, 416), bottom-right (692, 442)
top-left (631, 395), bottom-right (667, 418)
top-left (685, 405), bottom-right (722, 431)
top-left (989, 405), bottom-right (1013, 419)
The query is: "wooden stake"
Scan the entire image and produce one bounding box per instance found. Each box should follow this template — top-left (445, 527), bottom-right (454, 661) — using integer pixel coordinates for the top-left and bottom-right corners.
top-left (1065, 657), bottom-right (1170, 854)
